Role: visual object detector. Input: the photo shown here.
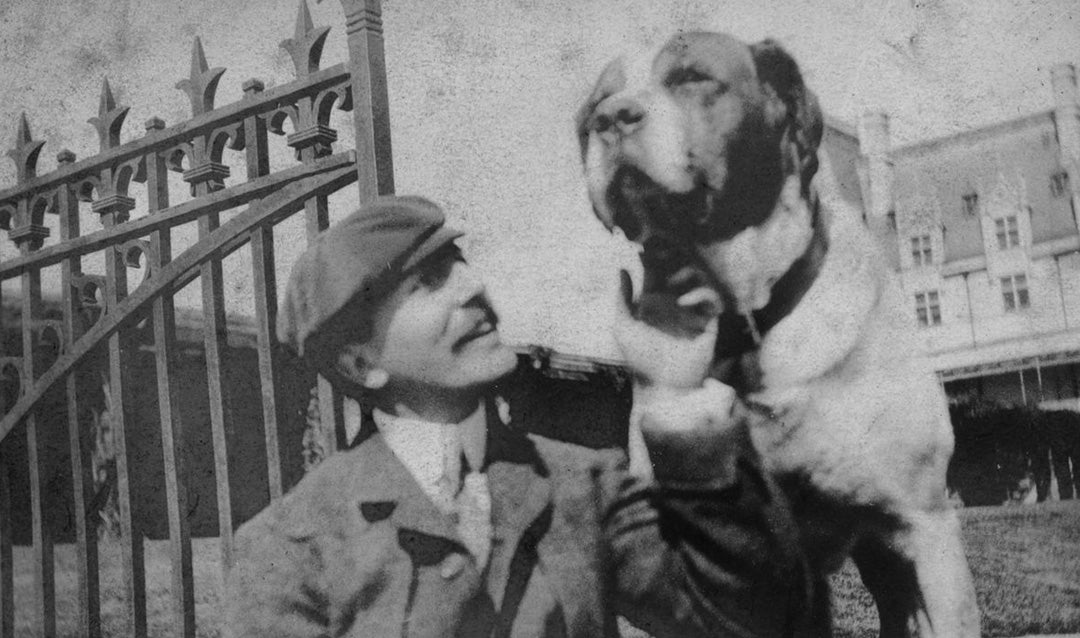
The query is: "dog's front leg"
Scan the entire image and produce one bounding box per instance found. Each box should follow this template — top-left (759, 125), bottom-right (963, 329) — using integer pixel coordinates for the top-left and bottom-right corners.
top-left (904, 508), bottom-right (980, 638)
top-left (851, 534), bottom-right (921, 638)
top-left (853, 508), bottom-right (980, 638)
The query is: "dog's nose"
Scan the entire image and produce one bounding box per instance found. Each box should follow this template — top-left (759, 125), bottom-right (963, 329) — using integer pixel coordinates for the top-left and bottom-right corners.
top-left (593, 97), bottom-right (646, 138)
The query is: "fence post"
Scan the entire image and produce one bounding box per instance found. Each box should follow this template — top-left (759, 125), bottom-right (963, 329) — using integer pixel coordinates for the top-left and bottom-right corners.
top-left (175, 38), bottom-right (229, 636)
top-left (8, 112), bottom-right (56, 638)
top-left (336, 0), bottom-right (394, 199)
top-left (57, 146), bottom-right (102, 638)
top-left (241, 77), bottom-right (285, 501)
top-left (295, 0), bottom-right (395, 458)
top-left (0, 443), bottom-right (10, 638)
top-left (1, 129), bottom-right (15, 638)
top-left (88, 81), bottom-right (150, 638)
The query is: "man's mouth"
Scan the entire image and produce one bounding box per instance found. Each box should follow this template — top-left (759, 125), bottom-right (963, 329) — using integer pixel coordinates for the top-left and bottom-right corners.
top-left (454, 312), bottom-right (500, 350)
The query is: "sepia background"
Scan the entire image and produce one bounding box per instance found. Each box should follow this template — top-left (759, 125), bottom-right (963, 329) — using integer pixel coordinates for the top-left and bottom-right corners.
top-left (1, 0), bottom-right (1079, 636)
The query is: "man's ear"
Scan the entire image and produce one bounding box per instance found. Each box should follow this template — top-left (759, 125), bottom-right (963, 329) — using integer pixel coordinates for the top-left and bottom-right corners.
top-left (335, 343), bottom-right (389, 390)
top-left (750, 39), bottom-right (823, 190)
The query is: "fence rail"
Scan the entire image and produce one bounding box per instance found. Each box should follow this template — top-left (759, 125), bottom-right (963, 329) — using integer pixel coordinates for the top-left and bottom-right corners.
top-left (0, 1), bottom-right (392, 635)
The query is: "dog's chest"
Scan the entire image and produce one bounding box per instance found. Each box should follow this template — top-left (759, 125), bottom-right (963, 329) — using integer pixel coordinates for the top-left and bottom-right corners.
top-left (741, 333), bottom-right (954, 515)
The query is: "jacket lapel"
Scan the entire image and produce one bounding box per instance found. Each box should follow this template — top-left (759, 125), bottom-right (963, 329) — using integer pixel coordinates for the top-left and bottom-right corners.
top-left (353, 402), bottom-right (553, 549)
top-left (352, 432), bottom-right (461, 542)
top-left (484, 421), bottom-right (553, 611)
top-left (350, 433), bottom-right (485, 638)
top-left (348, 410), bottom-right (566, 634)
top-left (485, 424), bottom-right (608, 636)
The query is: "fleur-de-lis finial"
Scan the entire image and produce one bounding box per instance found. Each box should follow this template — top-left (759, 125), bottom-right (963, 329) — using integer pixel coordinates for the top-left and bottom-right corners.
top-left (281, 0), bottom-right (331, 77)
top-left (175, 37), bottom-right (226, 116)
top-left (7, 113), bottom-right (46, 185)
top-left (87, 78), bottom-right (131, 151)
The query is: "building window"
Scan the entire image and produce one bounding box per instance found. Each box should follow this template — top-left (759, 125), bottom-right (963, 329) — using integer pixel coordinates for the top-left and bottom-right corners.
top-left (995, 216), bottom-right (1020, 249)
top-left (910, 235), bottom-right (932, 266)
top-left (1050, 171), bottom-right (1070, 198)
top-left (914, 290), bottom-right (942, 327)
top-left (962, 192), bottom-right (979, 216)
top-left (1001, 274), bottom-right (1030, 312)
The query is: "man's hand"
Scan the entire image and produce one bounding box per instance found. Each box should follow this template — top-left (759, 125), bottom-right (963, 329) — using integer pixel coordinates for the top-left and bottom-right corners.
top-left (615, 269), bottom-right (747, 479)
top-left (613, 269), bottom-right (720, 393)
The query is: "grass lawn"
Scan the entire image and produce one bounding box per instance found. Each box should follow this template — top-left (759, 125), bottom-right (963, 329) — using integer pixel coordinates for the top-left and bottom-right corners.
top-left (14, 538), bottom-right (226, 638)
top-left (830, 501), bottom-right (1080, 637)
top-left (14, 501), bottom-right (1080, 637)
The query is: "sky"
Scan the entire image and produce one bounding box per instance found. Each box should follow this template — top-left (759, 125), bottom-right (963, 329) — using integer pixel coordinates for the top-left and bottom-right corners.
top-left (0, 0), bottom-right (1077, 359)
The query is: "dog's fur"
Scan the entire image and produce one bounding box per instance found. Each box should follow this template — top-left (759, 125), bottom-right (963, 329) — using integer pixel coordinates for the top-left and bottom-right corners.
top-left (577, 32), bottom-right (980, 637)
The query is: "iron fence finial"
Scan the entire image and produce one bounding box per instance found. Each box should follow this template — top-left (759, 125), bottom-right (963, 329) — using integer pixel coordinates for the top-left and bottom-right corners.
top-left (88, 78), bottom-right (130, 152)
top-left (281, 0), bottom-right (331, 78)
top-left (175, 37), bottom-right (226, 117)
top-left (7, 112), bottom-right (46, 185)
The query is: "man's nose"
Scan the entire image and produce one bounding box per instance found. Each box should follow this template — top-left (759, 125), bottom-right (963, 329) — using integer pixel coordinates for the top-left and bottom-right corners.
top-left (593, 96), bottom-right (646, 139)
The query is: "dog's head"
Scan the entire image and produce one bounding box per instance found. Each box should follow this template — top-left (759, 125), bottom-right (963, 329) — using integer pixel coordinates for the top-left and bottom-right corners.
top-left (577, 32), bottom-right (824, 328)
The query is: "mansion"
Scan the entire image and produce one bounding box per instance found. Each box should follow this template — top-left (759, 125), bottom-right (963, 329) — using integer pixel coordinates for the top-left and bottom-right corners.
top-left (821, 62), bottom-right (1080, 411)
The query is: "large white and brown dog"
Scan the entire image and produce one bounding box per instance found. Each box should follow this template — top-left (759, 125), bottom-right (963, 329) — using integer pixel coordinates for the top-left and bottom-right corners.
top-left (577, 32), bottom-right (980, 637)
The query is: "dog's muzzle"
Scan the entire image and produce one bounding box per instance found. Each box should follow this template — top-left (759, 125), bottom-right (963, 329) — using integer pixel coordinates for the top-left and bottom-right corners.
top-left (606, 166), bottom-right (710, 242)
top-left (605, 166), bottom-right (718, 296)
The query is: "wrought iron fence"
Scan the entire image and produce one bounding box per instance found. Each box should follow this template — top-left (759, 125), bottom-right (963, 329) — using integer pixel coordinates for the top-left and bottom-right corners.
top-left (0, 1), bottom-right (393, 635)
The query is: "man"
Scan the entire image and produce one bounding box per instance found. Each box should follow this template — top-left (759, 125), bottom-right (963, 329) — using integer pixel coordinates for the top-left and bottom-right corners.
top-left (226, 195), bottom-right (811, 637)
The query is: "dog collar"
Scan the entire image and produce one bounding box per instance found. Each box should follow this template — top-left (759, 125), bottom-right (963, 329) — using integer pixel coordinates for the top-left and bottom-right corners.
top-left (713, 194), bottom-right (829, 362)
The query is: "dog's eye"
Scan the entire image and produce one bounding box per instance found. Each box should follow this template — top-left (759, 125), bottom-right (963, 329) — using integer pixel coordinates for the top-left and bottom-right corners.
top-left (665, 67), bottom-right (713, 87)
top-left (592, 112), bottom-right (614, 133)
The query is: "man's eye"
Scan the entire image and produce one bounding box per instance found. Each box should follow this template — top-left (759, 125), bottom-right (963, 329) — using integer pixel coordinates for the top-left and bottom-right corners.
top-left (417, 259), bottom-right (455, 289)
top-left (418, 268), bottom-right (447, 289)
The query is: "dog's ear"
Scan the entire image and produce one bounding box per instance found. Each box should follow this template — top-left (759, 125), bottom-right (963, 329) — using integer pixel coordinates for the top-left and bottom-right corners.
top-left (575, 59), bottom-right (628, 165)
top-left (750, 39), bottom-right (823, 189)
top-left (574, 95), bottom-right (597, 165)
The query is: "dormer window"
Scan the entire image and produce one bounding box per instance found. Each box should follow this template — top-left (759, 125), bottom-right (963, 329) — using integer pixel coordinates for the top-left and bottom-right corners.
top-left (1050, 171), bottom-right (1070, 198)
top-left (962, 192), bottom-right (979, 216)
top-left (995, 216), bottom-right (1020, 249)
top-left (910, 235), bottom-right (932, 266)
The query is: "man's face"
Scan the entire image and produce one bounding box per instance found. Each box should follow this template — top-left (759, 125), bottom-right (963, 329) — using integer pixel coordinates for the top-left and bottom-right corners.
top-left (359, 244), bottom-right (518, 399)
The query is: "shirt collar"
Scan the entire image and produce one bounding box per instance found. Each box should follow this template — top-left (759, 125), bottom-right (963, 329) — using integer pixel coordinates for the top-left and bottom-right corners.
top-left (372, 404), bottom-right (488, 506)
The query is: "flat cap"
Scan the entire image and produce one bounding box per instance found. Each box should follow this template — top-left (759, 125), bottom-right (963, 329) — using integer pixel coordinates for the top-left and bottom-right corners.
top-left (277, 195), bottom-right (463, 357)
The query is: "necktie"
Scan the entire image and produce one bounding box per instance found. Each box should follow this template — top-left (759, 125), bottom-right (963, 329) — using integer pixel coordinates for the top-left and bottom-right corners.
top-left (456, 468), bottom-right (492, 571)
top-left (373, 409), bottom-right (493, 570)
top-left (437, 446), bottom-right (492, 571)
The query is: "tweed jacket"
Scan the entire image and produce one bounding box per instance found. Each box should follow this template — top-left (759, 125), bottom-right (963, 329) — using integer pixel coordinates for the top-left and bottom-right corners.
top-left (227, 402), bottom-right (810, 638)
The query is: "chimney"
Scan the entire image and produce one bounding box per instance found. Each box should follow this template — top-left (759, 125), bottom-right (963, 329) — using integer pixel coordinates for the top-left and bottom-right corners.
top-left (1051, 63), bottom-right (1080, 232)
top-left (858, 112), bottom-right (897, 264)
top-left (859, 111), bottom-right (891, 161)
top-left (1052, 64), bottom-right (1080, 164)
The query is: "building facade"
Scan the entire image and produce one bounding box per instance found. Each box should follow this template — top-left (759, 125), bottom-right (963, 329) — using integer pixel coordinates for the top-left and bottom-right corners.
top-left (855, 63), bottom-right (1080, 411)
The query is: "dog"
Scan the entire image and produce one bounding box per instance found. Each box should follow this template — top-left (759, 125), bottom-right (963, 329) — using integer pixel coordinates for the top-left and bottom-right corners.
top-left (576, 32), bottom-right (980, 637)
